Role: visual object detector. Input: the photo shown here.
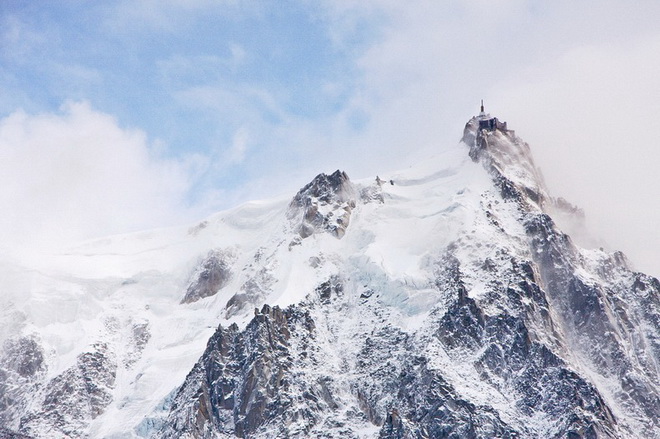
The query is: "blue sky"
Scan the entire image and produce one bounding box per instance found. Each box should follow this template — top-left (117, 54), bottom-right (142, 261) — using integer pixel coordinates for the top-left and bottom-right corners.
top-left (1, 0), bottom-right (659, 276)
top-left (0, 1), bottom-right (366, 201)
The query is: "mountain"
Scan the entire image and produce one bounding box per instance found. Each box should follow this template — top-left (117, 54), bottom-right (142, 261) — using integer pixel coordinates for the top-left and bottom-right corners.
top-left (0, 113), bottom-right (658, 438)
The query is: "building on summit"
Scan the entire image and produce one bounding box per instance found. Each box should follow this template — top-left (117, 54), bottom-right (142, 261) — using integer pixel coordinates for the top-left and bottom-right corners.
top-left (478, 100), bottom-right (507, 132)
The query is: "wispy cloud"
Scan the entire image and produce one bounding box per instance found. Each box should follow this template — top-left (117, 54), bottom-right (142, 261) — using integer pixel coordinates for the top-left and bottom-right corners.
top-left (228, 126), bottom-right (250, 164)
top-left (0, 14), bottom-right (48, 62)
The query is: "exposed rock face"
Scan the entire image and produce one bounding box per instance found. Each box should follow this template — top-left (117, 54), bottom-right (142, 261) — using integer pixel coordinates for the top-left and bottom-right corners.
top-left (524, 213), bottom-right (660, 431)
top-left (158, 246), bottom-right (631, 438)
top-left (0, 427), bottom-right (33, 439)
top-left (124, 321), bottom-right (151, 368)
top-left (19, 343), bottom-right (116, 438)
top-left (432, 269), bottom-right (618, 438)
top-left (359, 180), bottom-right (385, 204)
top-left (160, 304), bottom-right (316, 438)
top-left (1, 338), bottom-right (44, 379)
top-left (182, 248), bottom-right (236, 304)
top-left (287, 170), bottom-right (357, 239)
top-left (0, 337), bottom-right (45, 431)
top-left (377, 357), bottom-right (518, 439)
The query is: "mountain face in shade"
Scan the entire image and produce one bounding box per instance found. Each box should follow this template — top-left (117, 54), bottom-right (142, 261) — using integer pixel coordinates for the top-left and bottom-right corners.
top-left (0, 114), bottom-right (658, 438)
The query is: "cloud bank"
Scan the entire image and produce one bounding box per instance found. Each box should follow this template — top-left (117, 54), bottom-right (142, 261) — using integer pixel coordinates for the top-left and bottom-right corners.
top-left (0, 102), bottom-right (197, 253)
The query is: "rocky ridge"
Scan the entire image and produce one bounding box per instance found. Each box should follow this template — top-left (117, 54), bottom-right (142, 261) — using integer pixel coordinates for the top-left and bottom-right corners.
top-left (287, 170), bottom-right (358, 239)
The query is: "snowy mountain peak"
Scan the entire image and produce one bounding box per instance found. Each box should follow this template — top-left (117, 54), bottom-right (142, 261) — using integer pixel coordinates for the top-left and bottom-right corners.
top-left (1, 115), bottom-right (658, 438)
top-left (463, 115), bottom-right (549, 211)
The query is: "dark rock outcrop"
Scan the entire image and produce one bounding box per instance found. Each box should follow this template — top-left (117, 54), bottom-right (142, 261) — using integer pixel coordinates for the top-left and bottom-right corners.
top-left (0, 427), bottom-right (33, 439)
top-left (19, 343), bottom-right (116, 438)
top-left (463, 115), bottom-right (548, 211)
top-left (0, 338), bottom-right (45, 431)
top-left (380, 357), bottom-right (518, 439)
top-left (160, 304), bottom-right (317, 438)
top-left (287, 170), bottom-right (357, 239)
top-left (124, 321), bottom-right (151, 368)
top-left (182, 248), bottom-right (236, 304)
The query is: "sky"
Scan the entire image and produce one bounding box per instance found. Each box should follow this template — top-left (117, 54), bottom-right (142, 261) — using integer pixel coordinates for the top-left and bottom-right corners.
top-left (0, 0), bottom-right (659, 277)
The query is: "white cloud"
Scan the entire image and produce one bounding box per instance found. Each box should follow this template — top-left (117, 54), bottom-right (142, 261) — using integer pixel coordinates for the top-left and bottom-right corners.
top-left (0, 101), bottom-right (197, 253)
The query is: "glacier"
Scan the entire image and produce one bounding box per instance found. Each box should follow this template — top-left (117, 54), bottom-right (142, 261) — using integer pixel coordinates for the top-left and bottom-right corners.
top-left (0, 113), bottom-right (658, 438)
